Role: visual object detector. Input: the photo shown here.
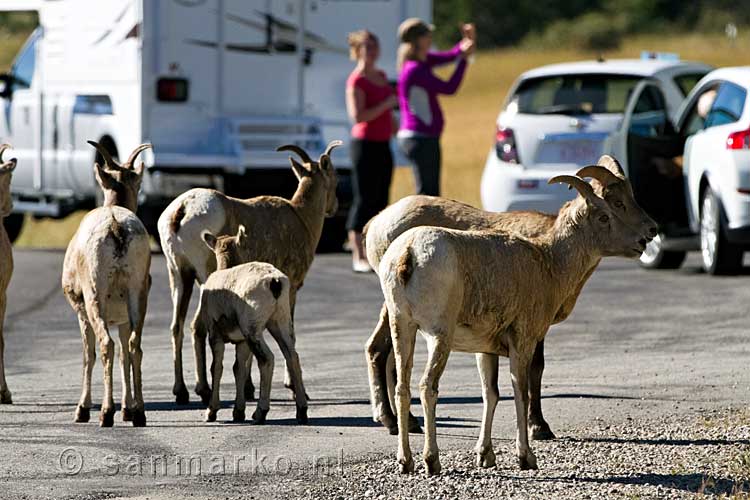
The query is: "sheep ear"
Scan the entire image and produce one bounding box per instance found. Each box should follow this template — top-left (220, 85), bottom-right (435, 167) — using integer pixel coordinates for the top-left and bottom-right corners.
top-left (289, 157), bottom-right (309, 179)
top-left (319, 154), bottom-right (333, 172)
top-left (93, 162), bottom-right (116, 188)
top-left (236, 224), bottom-right (247, 241)
top-left (134, 161), bottom-right (145, 176)
top-left (0, 158), bottom-right (16, 173)
top-left (202, 231), bottom-right (218, 251)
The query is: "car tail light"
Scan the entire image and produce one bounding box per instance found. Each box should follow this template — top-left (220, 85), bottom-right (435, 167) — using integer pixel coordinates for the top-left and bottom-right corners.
top-left (157, 78), bottom-right (189, 102)
top-left (727, 128), bottom-right (750, 150)
top-left (495, 126), bottom-right (519, 163)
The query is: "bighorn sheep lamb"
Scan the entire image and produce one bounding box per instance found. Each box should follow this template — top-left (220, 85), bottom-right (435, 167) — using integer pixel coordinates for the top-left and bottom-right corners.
top-left (62, 141), bottom-right (152, 427)
top-left (158, 141), bottom-right (341, 404)
top-left (363, 156), bottom-right (657, 438)
top-left (193, 226), bottom-right (308, 424)
top-left (378, 172), bottom-right (655, 475)
top-left (0, 144), bottom-right (17, 405)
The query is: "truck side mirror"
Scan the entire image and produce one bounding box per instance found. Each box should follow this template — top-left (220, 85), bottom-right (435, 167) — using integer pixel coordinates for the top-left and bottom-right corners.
top-left (0, 74), bottom-right (12, 99)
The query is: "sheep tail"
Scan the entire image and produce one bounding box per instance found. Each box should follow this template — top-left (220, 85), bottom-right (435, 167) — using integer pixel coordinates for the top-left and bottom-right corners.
top-left (269, 278), bottom-right (283, 300)
top-left (169, 201), bottom-right (186, 234)
top-left (396, 247), bottom-right (414, 286)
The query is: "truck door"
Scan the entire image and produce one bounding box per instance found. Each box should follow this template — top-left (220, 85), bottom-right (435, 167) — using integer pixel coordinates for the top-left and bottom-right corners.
top-left (3, 29), bottom-right (42, 193)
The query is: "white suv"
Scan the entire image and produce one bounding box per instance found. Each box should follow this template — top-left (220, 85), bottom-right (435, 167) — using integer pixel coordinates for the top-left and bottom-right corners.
top-left (480, 58), bottom-right (711, 215)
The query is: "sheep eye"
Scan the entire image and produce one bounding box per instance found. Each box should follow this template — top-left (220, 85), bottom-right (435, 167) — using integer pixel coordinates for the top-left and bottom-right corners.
top-left (614, 200), bottom-right (625, 209)
top-left (599, 214), bottom-right (610, 223)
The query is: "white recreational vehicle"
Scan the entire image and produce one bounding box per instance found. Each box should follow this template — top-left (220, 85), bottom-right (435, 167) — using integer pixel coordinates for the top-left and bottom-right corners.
top-left (0, 0), bottom-right (430, 245)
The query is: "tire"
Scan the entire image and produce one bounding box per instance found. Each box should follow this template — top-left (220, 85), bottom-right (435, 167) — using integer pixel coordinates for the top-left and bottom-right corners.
top-left (3, 213), bottom-right (24, 243)
top-left (639, 234), bottom-right (686, 270)
top-left (700, 186), bottom-right (743, 275)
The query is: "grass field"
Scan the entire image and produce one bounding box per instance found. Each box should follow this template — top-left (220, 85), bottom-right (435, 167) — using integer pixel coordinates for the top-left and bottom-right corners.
top-left (6, 32), bottom-right (750, 247)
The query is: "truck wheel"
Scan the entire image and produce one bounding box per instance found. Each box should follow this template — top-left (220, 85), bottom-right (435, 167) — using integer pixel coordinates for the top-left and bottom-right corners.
top-left (700, 187), bottom-right (742, 275)
top-left (3, 213), bottom-right (24, 243)
top-left (639, 234), bottom-right (686, 270)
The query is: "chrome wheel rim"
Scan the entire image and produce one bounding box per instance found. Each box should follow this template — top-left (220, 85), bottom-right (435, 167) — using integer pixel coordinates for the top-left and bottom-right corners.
top-left (700, 193), bottom-right (718, 270)
top-left (640, 234), bottom-right (662, 265)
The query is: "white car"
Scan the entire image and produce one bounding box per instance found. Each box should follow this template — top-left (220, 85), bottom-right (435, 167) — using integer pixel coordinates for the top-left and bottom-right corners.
top-left (666, 67), bottom-right (750, 274)
top-left (480, 57), bottom-right (711, 214)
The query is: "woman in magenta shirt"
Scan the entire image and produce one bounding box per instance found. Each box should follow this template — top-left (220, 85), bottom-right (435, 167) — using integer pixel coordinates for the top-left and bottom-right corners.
top-left (345, 30), bottom-right (397, 272)
top-left (397, 19), bottom-right (475, 196)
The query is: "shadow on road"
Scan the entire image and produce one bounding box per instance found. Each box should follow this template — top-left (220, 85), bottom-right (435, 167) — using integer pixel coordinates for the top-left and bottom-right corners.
top-left (565, 436), bottom-right (750, 446)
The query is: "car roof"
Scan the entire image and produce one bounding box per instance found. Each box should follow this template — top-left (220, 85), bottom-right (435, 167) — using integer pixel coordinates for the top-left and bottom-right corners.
top-left (519, 59), bottom-right (711, 79)
top-left (699, 66), bottom-right (750, 87)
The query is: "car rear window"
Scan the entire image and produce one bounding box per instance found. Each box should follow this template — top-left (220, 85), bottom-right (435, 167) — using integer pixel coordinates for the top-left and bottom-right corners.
top-left (511, 74), bottom-right (642, 115)
top-left (673, 72), bottom-right (709, 97)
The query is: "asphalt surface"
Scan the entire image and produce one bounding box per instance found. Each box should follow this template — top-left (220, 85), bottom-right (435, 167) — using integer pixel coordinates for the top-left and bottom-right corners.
top-left (0, 249), bottom-right (748, 499)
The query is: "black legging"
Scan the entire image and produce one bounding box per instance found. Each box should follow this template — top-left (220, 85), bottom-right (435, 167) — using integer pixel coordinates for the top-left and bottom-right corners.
top-left (398, 136), bottom-right (441, 196)
top-left (347, 138), bottom-right (394, 232)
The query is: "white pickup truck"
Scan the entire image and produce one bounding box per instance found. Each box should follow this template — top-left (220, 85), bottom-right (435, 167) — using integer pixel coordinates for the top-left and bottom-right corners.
top-left (0, 0), bottom-right (430, 247)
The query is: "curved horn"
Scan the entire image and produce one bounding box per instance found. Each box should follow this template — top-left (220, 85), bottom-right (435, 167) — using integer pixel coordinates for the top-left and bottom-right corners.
top-left (596, 154), bottom-right (626, 179)
top-left (125, 143), bottom-right (152, 168)
top-left (323, 140), bottom-right (343, 157)
top-left (276, 144), bottom-right (312, 164)
top-left (87, 140), bottom-right (117, 168)
top-left (548, 175), bottom-right (598, 202)
top-left (576, 165), bottom-right (623, 188)
top-left (0, 144), bottom-right (11, 163)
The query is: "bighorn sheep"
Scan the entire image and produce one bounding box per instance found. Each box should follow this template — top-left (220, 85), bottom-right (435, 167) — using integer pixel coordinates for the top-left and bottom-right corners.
top-left (0, 144), bottom-right (17, 405)
top-left (193, 227), bottom-right (308, 424)
top-left (363, 156), bottom-right (657, 438)
top-left (378, 170), bottom-right (655, 475)
top-left (158, 141), bottom-right (341, 404)
top-left (62, 141), bottom-right (152, 427)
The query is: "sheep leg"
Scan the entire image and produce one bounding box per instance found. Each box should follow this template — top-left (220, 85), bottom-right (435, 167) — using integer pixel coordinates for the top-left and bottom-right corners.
top-left (249, 336), bottom-right (274, 425)
top-left (232, 341), bottom-right (250, 423)
top-left (117, 324), bottom-right (135, 422)
top-left (420, 333), bottom-right (451, 476)
top-left (389, 312), bottom-right (417, 474)
top-left (205, 336), bottom-right (224, 423)
top-left (0, 293), bottom-right (10, 404)
top-left (528, 339), bottom-right (555, 440)
top-left (191, 310), bottom-right (212, 405)
top-left (509, 342), bottom-right (537, 470)
top-left (282, 287), bottom-right (299, 393)
top-left (168, 266), bottom-right (194, 405)
top-left (86, 299), bottom-right (115, 428)
top-left (74, 311), bottom-right (95, 422)
top-left (267, 319), bottom-right (308, 424)
top-left (386, 349), bottom-right (422, 434)
top-left (474, 353), bottom-right (499, 468)
top-left (128, 286), bottom-right (147, 427)
top-left (243, 354), bottom-right (255, 401)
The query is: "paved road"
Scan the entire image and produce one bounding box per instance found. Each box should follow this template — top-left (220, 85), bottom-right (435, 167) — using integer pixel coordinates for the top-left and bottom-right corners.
top-left (0, 249), bottom-right (748, 499)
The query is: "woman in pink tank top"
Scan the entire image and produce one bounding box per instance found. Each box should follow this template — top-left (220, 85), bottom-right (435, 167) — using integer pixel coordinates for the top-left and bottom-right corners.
top-left (345, 30), bottom-right (398, 272)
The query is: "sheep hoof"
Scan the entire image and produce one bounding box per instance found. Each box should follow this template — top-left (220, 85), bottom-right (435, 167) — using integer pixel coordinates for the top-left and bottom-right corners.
top-left (232, 408), bottom-right (246, 423)
top-left (424, 454), bottom-right (441, 475)
top-left (398, 457), bottom-right (415, 474)
top-left (251, 408), bottom-right (268, 424)
top-left (195, 385), bottom-right (212, 406)
top-left (388, 425), bottom-right (398, 436)
top-left (296, 407), bottom-right (308, 424)
top-left (99, 408), bottom-right (115, 427)
top-left (518, 453), bottom-right (538, 471)
top-left (0, 389), bottom-right (12, 404)
top-left (475, 448), bottom-right (496, 468)
top-left (132, 409), bottom-right (147, 427)
top-left (174, 386), bottom-right (190, 405)
top-left (408, 414), bottom-right (423, 434)
top-left (205, 408), bottom-right (217, 423)
top-left (74, 406), bottom-right (90, 423)
top-left (530, 422), bottom-right (556, 441)
top-left (122, 407), bottom-right (133, 422)
top-left (244, 383), bottom-right (255, 402)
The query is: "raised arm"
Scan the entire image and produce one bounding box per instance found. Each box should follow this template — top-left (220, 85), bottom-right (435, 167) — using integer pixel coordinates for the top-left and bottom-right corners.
top-left (425, 43), bottom-right (463, 68)
top-left (414, 57), bottom-right (468, 95)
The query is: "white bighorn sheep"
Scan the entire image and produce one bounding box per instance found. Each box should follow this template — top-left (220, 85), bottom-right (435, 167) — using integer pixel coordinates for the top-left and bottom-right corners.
top-left (378, 171), bottom-right (655, 475)
top-left (0, 144), bottom-right (17, 405)
top-left (193, 226), bottom-right (308, 424)
top-left (158, 141), bottom-right (341, 405)
top-left (363, 156), bottom-right (658, 438)
top-left (62, 141), bottom-right (152, 427)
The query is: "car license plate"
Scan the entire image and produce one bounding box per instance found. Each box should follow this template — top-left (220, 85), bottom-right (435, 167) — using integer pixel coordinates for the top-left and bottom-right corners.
top-left (534, 136), bottom-right (605, 166)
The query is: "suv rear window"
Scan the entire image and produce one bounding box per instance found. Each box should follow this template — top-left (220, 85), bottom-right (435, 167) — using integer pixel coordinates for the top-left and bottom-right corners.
top-left (674, 72), bottom-right (709, 97)
top-left (512, 74), bottom-right (642, 115)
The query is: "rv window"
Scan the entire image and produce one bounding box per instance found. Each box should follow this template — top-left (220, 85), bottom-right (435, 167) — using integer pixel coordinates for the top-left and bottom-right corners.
top-left (11, 32), bottom-right (37, 92)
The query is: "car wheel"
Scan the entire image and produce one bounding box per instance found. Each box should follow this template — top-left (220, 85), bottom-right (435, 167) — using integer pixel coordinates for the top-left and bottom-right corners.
top-left (639, 234), bottom-right (686, 270)
top-left (3, 213), bottom-right (24, 244)
top-left (700, 187), bottom-right (742, 275)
